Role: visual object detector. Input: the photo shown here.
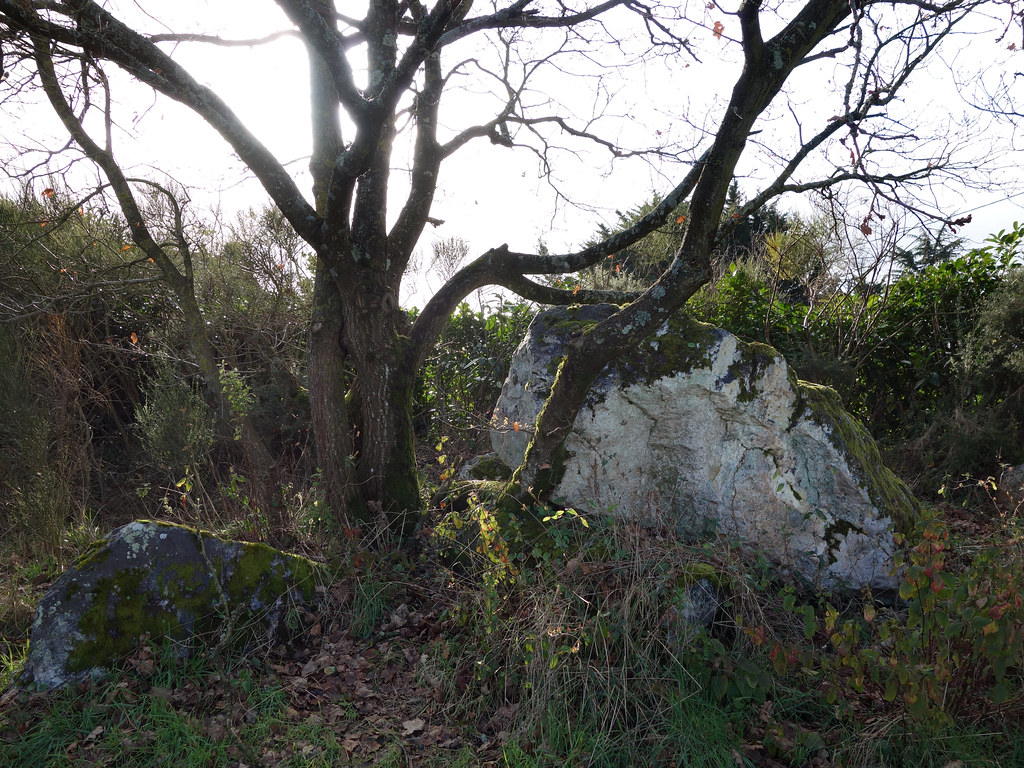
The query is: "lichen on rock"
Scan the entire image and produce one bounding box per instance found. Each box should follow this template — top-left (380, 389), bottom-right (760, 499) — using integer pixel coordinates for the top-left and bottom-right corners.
top-left (491, 304), bottom-right (919, 591)
top-left (21, 520), bottom-right (324, 689)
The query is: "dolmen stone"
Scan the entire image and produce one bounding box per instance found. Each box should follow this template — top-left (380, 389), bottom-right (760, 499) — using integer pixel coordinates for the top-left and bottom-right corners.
top-left (21, 520), bottom-right (322, 689)
top-left (491, 304), bottom-right (918, 591)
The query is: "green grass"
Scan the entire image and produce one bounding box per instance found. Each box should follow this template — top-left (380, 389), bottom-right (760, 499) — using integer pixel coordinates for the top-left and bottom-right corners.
top-left (0, 641), bottom-right (319, 768)
top-left (836, 718), bottom-right (1024, 768)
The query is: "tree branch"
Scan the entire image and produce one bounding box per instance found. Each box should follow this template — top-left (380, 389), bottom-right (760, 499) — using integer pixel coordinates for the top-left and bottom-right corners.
top-left (0, 0), bottom-right (325, 247)
top-left (274, 0), bottom-right (367, 118)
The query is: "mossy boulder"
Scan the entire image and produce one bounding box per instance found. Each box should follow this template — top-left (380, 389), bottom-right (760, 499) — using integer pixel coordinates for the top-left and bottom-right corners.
top-left (491, 305), bottom-right (919, 591)
top-left (21, 520), bottom-right (324, 689)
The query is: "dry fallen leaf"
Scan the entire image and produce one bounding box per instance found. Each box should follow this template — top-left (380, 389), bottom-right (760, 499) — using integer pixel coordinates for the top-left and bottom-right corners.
top-left (402, 717), bottom-right (426, 735)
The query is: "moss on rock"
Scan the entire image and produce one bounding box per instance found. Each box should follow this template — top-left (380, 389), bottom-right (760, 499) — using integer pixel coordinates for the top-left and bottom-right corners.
top-left (798, 383), bottom-right (919, 537)
top-left (22, 520), bottom-right (324, 689)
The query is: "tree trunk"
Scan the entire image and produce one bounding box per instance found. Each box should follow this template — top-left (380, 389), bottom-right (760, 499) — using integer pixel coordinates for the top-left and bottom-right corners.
top-left (309, 260), bottom-right (362, 524)
top-left (340, 275), bottom-right (421, 535)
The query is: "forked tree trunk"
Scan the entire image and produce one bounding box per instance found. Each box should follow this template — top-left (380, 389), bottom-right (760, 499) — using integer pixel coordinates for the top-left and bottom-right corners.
top-left (338, 274), bottom-right (421, 534)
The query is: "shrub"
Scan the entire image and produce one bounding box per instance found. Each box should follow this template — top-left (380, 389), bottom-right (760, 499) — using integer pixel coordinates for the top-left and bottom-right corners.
top-left (414, 299), bottom-right (534, 450)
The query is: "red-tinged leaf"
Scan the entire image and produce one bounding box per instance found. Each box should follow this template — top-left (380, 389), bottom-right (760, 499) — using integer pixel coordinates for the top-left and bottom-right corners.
top-left (120, 244), bottom-right (133, 252)
top-left (130, 332), bottom-right (138, 345)
top-left (42, 188), bottom-right (55, 198)
top-left (277, 262), bottom-right (284, 269)
top-left (859, 221), bottom-right (872, 236)
top-left (573, 284), bottom-right (580, 295)
top-left (615, 264), bottom-right (621, 273)
top-left (676, 215), bottom-right (686, 223)
top-left (513, 422), bottom-right (520, 432)
top-left (713, 21), bottom-right (725, 39)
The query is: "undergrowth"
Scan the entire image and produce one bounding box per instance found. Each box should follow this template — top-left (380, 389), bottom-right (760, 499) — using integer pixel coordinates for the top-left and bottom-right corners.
top-left (3, 499), bottom-right (1024, 767)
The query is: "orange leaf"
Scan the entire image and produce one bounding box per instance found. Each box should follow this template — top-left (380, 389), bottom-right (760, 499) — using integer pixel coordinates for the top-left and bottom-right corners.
top-left (148, 258), bottom-right (155, 263)
top-left (713, 20), bottom-right (725, 39)
top-left (40, 221), bottom-right (47, 227)
top-left (42, 188), bottom-right (55, 198)
top-left (676, 215), bottom-right (686, 223)
top-left (513, 422), bottom-right (520, 432)
top-left (77, 207), bottom-right (84, 216)
top-left (120, 244), bottom-right (133, 252)
top-left (573, 285), bottom-right (580, 295)
top-left (615, 264), bottom-right (621, 273)
top-left (130, 332), bottom-right (138, 345)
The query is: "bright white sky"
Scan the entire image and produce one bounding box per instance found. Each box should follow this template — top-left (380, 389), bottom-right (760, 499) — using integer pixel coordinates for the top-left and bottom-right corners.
top-left (4, 1), bottom-right (1024, 307)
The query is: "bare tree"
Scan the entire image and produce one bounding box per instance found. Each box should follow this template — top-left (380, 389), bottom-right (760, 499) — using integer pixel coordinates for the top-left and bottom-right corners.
top-left (0, 0), bottom-right (1019, 536)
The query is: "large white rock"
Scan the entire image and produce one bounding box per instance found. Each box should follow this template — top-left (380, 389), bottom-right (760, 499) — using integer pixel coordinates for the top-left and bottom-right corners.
top-left (491, 305), bottom-right (917, 591)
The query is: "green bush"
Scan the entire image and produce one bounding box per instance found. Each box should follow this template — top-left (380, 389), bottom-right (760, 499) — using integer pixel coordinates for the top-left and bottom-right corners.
top-left (414, 299), bottom-right (534, 447)
top-left (136, 365), bottom-right (216, 479)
